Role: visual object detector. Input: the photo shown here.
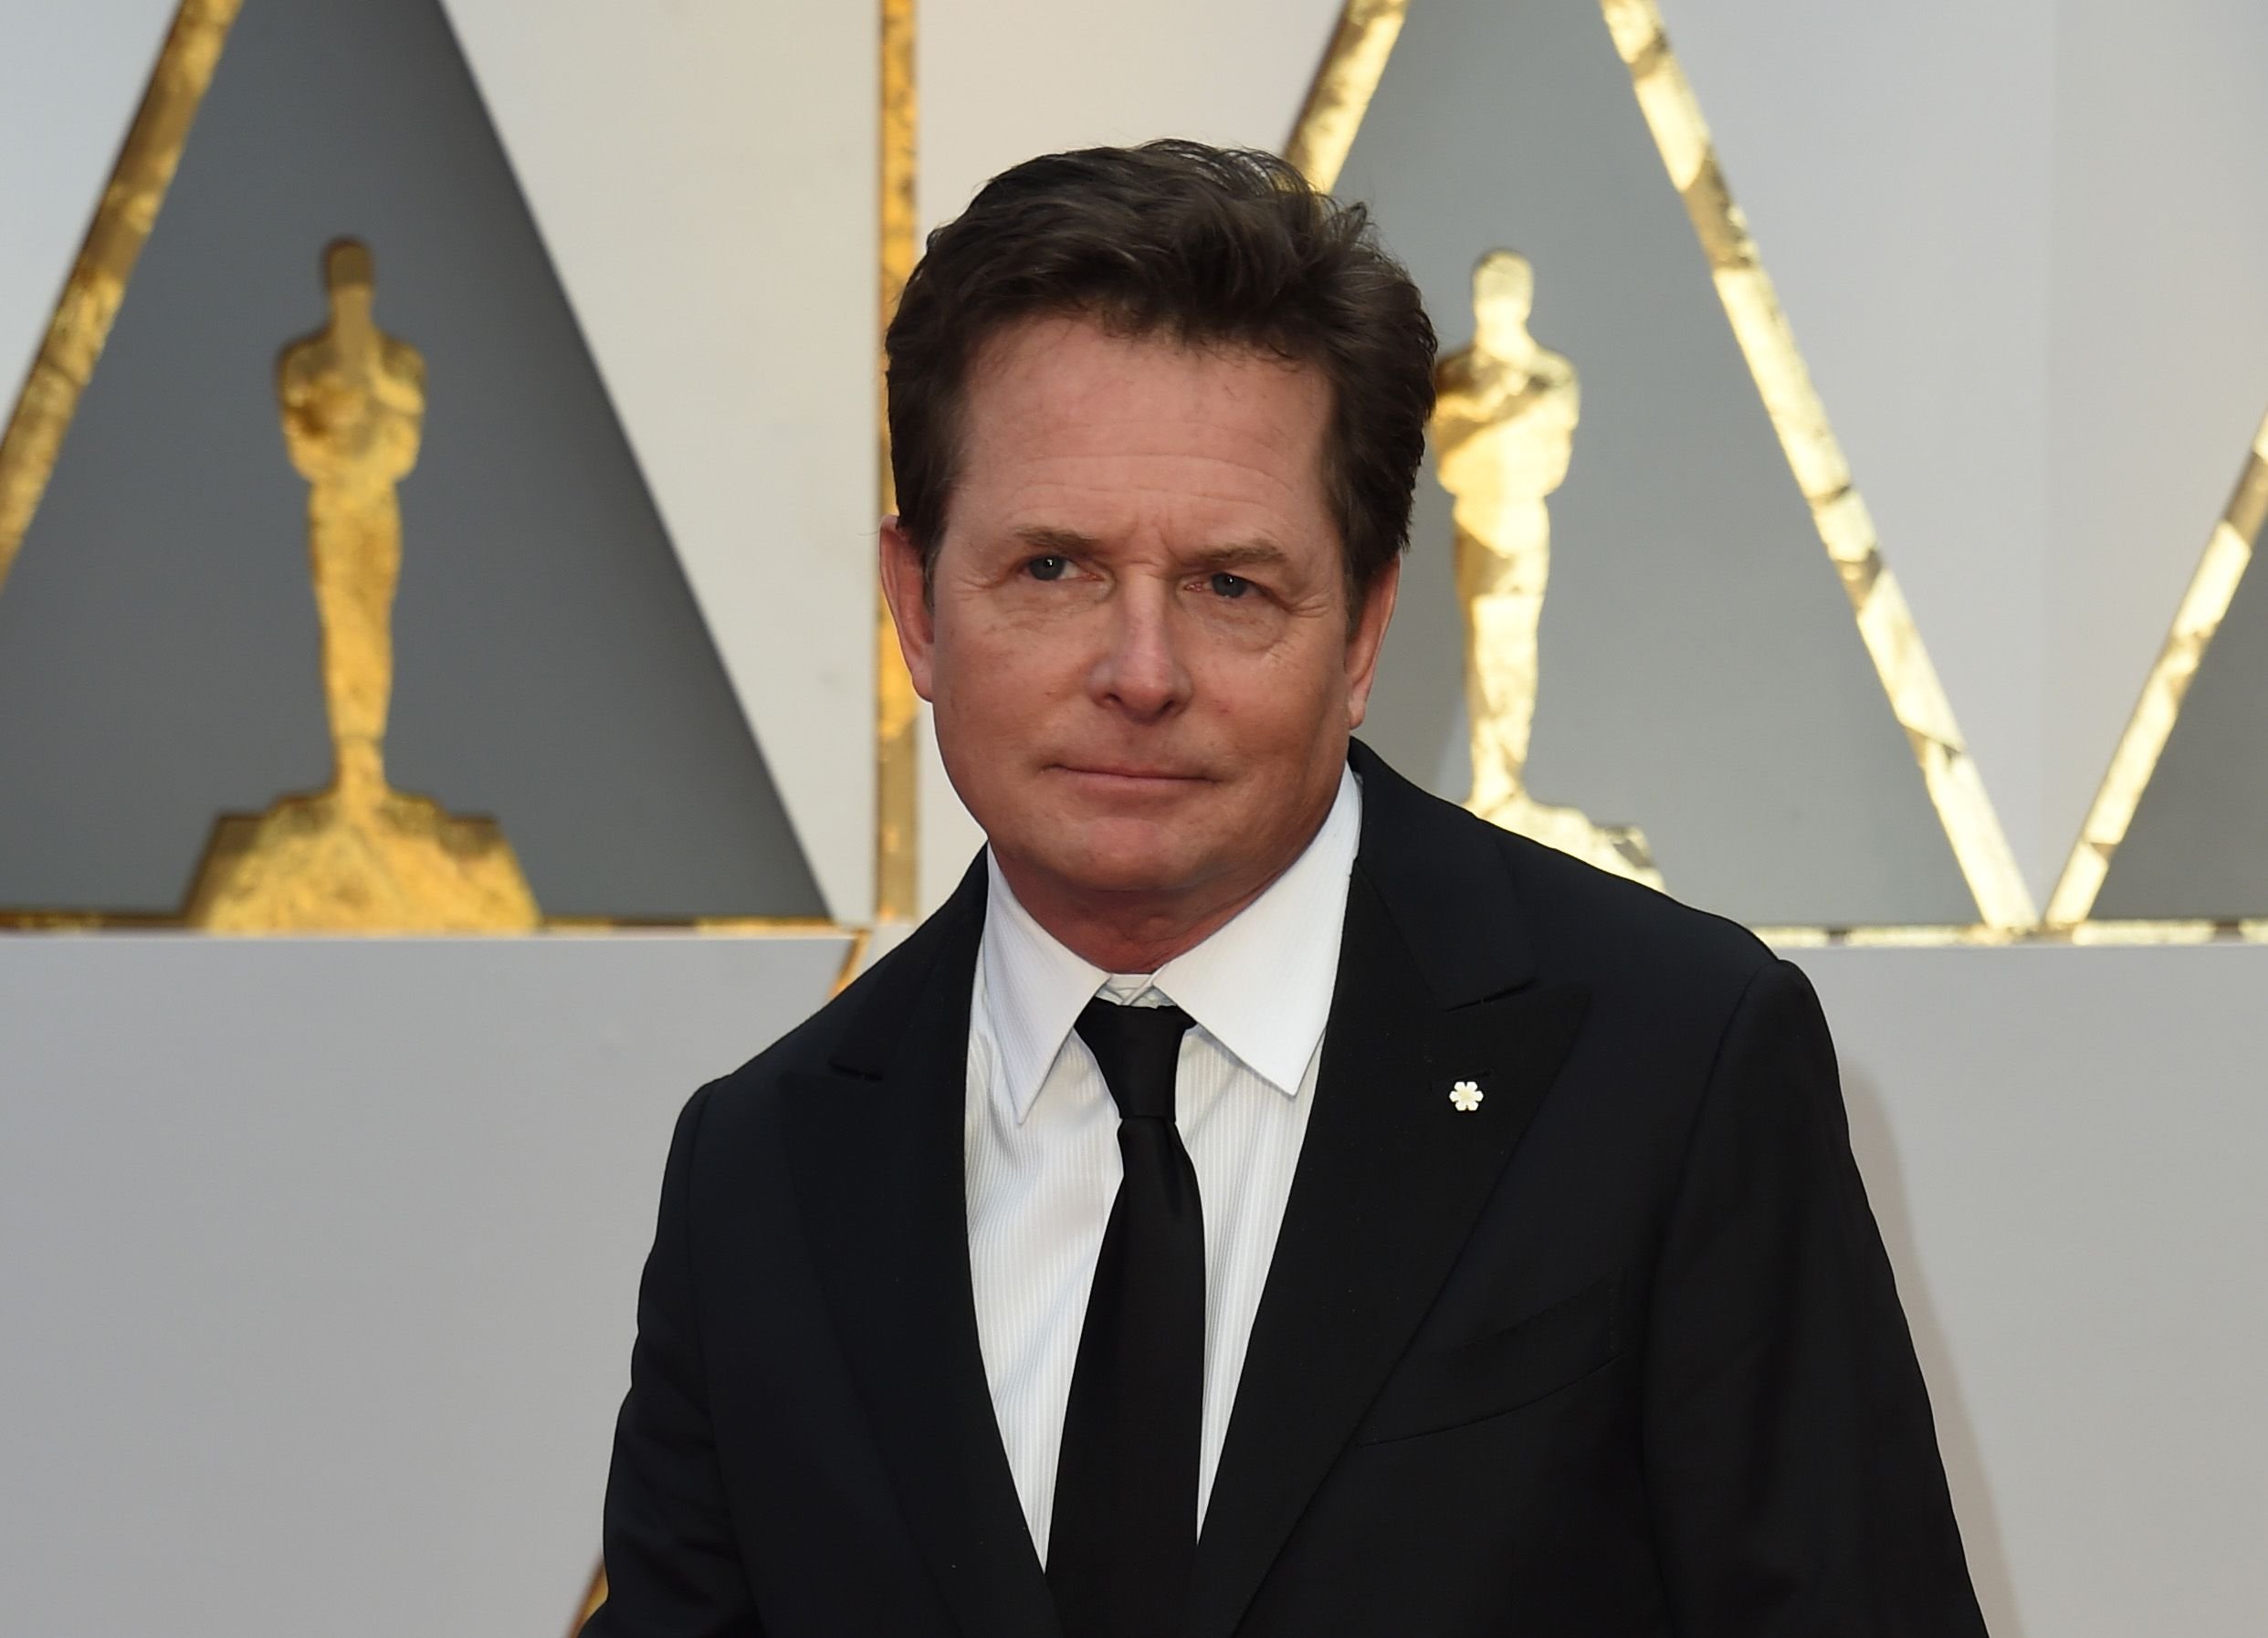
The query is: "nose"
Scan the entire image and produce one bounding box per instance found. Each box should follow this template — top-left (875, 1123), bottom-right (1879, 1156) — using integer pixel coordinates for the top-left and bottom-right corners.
top-left (1087, 574), bottom-right (1191, 723)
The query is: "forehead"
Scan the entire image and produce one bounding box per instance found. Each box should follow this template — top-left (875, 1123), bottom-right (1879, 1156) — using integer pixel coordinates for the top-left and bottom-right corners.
top-left (952, 315), bottom-right (1336, 536)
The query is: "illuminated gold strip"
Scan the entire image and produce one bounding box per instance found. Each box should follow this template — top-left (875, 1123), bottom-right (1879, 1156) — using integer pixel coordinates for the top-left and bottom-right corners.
top-left (539, 916), bottom-right (843, 936)
top-left (2044, 406), bottom-right (2268, 927)
top-left (830, 923), bottom-right (876, 992)
top-left (1754, 924), bottom-right (2018, 950)
top-left (1285, 0), bottom-right (1409, 193)
top-left (2063, 917), bottom-right (2268, 947)
top-left (874, 0), bottom-right (920, 923)
top-left (0, 0), bottom-right (240, 600)
top-left (1600, 0), bottom-right (2035, 931)
top-left (1751, 926), bottom-right (1835, 949)
top-left (25, 911), bottom-right (2255, 950)
top-left (5, 912), bottom-right (854, 942)
top-left (0, 912), bottom-right (853, 937)
top-left (0, 911), bottom-right (180, 932)
top-left (1757, 920), bottom-right (2268, 949)
top-left (1840, 924), bottom-right (2018, 949)
top-left (570, 1561), bottom-right (605, 1636)
top-left (0, 917), bottom-right (532, 937)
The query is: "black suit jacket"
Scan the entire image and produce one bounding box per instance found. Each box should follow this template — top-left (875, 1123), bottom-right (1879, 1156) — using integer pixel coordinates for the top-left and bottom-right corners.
top-left (589, 742), bottom-right (1987, 1637)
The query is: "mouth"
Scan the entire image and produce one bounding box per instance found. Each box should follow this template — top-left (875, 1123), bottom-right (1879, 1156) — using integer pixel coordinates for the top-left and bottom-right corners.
top-left (1052, 763), bottom-right (1212, 786)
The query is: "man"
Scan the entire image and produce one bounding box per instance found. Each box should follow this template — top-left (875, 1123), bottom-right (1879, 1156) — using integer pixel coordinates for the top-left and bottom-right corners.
top-left (589, 142), bottom-right (1987, 1637)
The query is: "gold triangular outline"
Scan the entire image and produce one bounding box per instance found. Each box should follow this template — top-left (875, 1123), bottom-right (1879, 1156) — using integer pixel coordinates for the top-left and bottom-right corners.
top-left (0, 0), bottom-right (242, 602)
top-left (1287, 0), bottom-right (2037, 931)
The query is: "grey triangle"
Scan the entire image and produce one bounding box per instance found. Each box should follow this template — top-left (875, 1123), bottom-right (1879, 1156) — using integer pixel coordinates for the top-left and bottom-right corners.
top-left (2093, 484), bottom-right (2268, 919)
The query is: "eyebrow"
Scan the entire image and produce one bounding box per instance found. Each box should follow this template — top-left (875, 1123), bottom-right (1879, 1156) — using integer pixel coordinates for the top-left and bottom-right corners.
top-left (1188, 540), bottom-right (1292, 572)
top-left (1008, 525), bottom-right (1293, 573)
top-left (1012, 525), bottom-right (1099, 555)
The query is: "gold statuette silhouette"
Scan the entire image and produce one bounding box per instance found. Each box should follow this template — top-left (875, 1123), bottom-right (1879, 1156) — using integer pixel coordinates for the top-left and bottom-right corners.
top-left (182, 240), bottom-right (538, 931)
top-left (1433, 250), bottom-right (1663, 888)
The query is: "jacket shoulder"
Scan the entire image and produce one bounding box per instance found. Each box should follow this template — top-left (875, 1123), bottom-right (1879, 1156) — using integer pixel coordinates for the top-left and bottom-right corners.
top-left (1492, 820), bottom-right (1773, 984)
top-left (707, 929), bottom-right (912, 1096)
top-left (1350, 740), bottom-right (1773, 1002)
top-left (700, 890), bottom-right (980, 1123)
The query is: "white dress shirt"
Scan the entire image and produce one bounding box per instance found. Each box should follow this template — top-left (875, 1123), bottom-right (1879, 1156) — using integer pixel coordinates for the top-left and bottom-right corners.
top-left (964, 767), bottom-right (1361, 1563)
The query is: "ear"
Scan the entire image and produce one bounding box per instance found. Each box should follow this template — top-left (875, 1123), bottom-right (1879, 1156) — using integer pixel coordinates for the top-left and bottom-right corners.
top-left (878, 515), bottom-right (938, 702)
top-left (1344, 554), bottom-right (1402, 730)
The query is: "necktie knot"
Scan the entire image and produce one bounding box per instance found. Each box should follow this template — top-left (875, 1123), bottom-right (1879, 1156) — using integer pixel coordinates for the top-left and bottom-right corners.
top-left (1075, 997), bottom-right (1192, 1123)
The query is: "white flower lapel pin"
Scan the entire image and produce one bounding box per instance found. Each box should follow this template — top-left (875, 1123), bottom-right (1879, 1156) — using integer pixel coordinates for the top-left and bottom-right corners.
top-left (1449, 1079), bottom-right (1485, 1113)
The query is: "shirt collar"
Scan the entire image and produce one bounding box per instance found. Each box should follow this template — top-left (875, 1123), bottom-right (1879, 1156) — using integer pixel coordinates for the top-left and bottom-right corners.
top-left (981, 765), bottom-right (1362, 1122)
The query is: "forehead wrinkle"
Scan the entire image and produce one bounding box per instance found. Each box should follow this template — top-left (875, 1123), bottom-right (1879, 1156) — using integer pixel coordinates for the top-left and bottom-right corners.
top-left (953, 318), bottom-right (1341, 574)
top-left (990, 461), bottom-right (1320, 529)
top-left (974, 423), bottom-right (1316, 484)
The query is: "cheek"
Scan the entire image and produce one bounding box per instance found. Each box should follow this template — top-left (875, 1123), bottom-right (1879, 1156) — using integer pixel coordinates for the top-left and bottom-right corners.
top-left (1193, 635), bottom-right (1349, 744)
top-left (930, 603), bottom-right (1082, 729)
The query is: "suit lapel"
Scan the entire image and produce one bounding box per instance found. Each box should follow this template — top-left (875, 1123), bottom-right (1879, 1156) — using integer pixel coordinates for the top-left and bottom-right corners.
top-left (1184, 746), bottom-right (1591, 1638)
top-left (784, 861), bottom-right (1062, 1638)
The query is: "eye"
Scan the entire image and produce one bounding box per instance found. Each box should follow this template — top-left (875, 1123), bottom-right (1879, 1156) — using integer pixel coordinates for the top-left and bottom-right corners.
top-left (1025, 554), bottom-right (1070, 582)
top-left (1209, 572), bottom-right (1251, 599)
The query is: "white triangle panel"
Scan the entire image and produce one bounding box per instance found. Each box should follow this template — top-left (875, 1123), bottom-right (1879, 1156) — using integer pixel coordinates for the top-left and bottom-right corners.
top-left (445, 0), bottom-right (880, 922)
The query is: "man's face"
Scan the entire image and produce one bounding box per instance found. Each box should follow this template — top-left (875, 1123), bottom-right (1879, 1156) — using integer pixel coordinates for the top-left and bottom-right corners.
top-left (882, 315), bottom-right (1398, 921)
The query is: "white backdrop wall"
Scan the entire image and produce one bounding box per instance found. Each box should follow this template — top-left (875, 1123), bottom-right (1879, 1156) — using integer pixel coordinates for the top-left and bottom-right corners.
top-left (4, 935), bottom-right (2261, 1638)
top-left (2, 5), bottom-right (2264, 1635)
top-left (446, 0), bottom-right (879, 924)
top-left (1799, 942), bottom-right (2268, 1638)
top-left (0, 934), bottom-right (853, 1638)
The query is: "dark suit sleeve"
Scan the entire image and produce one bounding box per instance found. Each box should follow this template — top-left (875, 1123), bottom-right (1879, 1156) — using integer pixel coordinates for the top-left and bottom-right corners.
top-left (1642, 959), bottom-right (1988, 1637)
top-left (584, 1085), bottom-right (763, 1638)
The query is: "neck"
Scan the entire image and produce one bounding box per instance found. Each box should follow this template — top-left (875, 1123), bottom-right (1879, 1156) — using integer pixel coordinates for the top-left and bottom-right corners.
top-left (1000, 869), bottom-right (1274, 972)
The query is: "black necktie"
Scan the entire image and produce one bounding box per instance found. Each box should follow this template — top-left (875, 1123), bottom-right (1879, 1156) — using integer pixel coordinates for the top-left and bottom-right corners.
top-left (1048, 996), bottom-right (1205, 1638)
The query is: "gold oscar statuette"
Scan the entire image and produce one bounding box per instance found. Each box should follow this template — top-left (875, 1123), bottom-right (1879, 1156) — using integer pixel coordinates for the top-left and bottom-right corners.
top-left (182, 239), bottom-right (538, 931)
top-left (1433, 249), bottom-right (1664, 889)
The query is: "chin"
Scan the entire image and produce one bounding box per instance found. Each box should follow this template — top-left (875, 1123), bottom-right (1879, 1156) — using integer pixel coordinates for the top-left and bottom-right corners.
top-left (1034, 823), bottom-right (1202, 899)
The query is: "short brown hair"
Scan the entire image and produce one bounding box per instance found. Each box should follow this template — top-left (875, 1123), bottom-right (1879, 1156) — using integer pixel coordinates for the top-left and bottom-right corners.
top-left (886, 140), bottom-right (1437, 602)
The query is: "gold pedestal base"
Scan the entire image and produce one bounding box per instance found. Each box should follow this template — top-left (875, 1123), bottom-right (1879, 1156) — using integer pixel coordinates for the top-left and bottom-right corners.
top-left (184, 785), bottom-right (539, 932)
